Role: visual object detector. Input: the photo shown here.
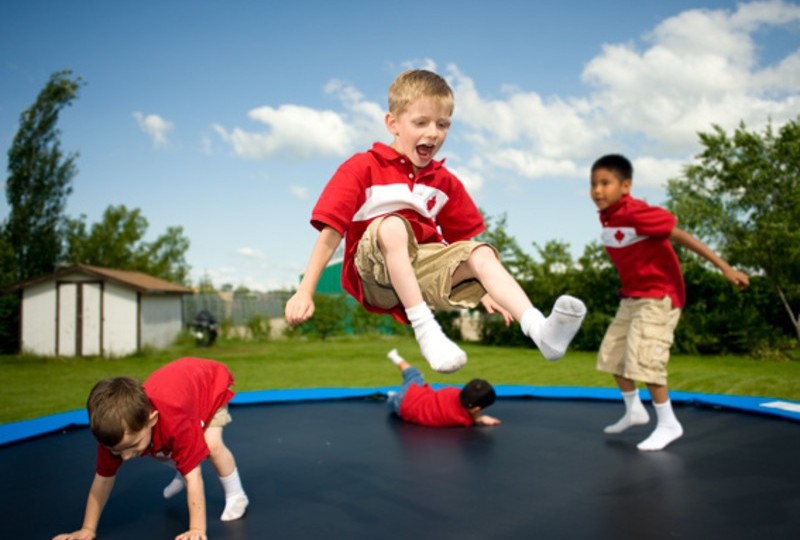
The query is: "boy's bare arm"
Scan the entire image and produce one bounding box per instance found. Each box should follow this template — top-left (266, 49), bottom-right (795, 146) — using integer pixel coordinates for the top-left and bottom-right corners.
top-left (475, 414), bottom-right (501, 426)
top-left (175, 467), bottom-right (207, 540)
top-left (52, 473), bottom-right (115, 540)
top-left (285, 226), bottom-right (343, 325)
top-left (670, 227), bottom-right (749, 288)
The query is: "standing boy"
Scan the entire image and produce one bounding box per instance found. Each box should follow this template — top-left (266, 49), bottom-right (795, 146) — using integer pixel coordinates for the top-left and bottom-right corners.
top-left (590, 154), bottom-right (749, 451)
top-left (53, 358), bottom-right (249, 540)
top-left (285, 69), bottom-right (586, 373)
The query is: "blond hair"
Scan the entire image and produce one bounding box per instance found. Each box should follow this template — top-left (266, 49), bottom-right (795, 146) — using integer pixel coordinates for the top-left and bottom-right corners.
top-left (388, 69), bottom-right (454, 116)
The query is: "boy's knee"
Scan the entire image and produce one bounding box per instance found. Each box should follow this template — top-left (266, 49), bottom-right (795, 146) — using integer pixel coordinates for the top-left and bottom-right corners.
top-left (468, 245), bottom-right (499, 267)
top-left (378, 215), bottom-right (409, 237)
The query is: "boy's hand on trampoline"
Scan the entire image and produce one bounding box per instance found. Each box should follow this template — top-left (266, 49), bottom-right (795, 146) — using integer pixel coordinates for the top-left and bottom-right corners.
top-left (480, 294), bottom-right (513, 326)
top-left (52, 528), bottom-right (96, 540)
top-left (175, 529), bottom-right (207, 540)
top-left (475, 414), bottom-right (501, 426)
top-left (285, 289), bottom-right (315, 326)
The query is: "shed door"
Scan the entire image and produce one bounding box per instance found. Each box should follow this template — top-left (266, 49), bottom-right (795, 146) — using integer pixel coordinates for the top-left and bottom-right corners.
top-left (57, 282), bottom-right (102, 356)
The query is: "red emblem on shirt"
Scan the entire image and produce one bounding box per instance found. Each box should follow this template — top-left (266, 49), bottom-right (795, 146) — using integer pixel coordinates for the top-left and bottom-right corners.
top-left (426, 195), bottom-right (437, 211)
top-left (614, 229), bottom-right (626, 244)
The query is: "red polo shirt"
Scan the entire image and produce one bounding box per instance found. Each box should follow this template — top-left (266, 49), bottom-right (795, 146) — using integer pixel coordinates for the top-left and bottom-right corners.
top-left (599, 194), bottom-right (685, 308)
top-left (311, 142), bottom-right (485, 322)
top-left (399, 384), bottom-right (475, 427)
top-left (95, 358), bottom-right (235, 477)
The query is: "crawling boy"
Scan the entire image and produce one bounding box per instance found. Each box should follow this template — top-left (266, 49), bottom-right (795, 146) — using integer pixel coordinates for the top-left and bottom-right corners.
top-left (53, 357), bottom-right (248, 540)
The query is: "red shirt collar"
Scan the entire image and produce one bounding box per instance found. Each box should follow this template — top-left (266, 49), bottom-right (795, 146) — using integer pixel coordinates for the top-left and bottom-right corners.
top-left (600, 193), bottom-right (631, 221)
top-left (369, 142), bottom-right (445, 177)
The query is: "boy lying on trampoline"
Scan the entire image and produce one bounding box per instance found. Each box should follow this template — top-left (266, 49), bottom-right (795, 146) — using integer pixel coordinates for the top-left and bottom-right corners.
top-left (53, 358), bottom-right (248, 540)
top-left (386, 348), bottom-right (500, 427)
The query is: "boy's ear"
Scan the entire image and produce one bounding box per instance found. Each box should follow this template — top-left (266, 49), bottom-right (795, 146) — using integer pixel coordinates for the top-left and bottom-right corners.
top-left (385, 112), bottom-right (399, 137)
top-left (621, 178), bottom-right (632, 195)
top-left (148, 410), bottom-right (159, 427)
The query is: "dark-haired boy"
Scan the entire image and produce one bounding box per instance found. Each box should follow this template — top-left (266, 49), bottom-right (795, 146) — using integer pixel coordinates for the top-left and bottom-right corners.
top-left (53, 358), bottom-right (248, 540)
top-left (590, 154), bottom-right (748, 451)
top-left (386, 348), bottom-right (500, 427)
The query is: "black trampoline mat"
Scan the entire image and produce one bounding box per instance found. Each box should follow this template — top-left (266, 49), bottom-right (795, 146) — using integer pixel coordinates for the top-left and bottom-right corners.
top-left (2, 398), bottom-right (799, 539)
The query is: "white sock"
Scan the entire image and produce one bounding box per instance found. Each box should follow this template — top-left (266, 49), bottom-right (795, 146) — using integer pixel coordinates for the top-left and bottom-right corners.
top-left (406, 303), bottom-right (466, 373)
top-left (387, 348), bottom-right (404, 366)
top-left (604, 389), bottom-right (650, 434)
top-left (219, 468), bottom-right (249, 521)
top-left (637, 400), bottom-right (683, 451)
top-left (162, 472), bottom-right (185, 499)
top-left (521, 295), bottom-right (586, 361)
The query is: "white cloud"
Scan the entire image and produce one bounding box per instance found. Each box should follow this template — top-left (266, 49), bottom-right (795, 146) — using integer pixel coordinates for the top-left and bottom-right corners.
top-left (214, 80), bottom-right (386, 160)
top-left (290, 185), bottom-right (309, 199)
top-left (235, 247), bottom-right (266, 260)
top-left (133, 112), bottom-right (173, 148)
top-left (632, 156), bottom-right (688, 188)
top-left (213, 105), bottom-right (355, 159)
top-left (582, 0), bottom-right (800, 153)
top-left (212, 1), bottom-right (800, 191)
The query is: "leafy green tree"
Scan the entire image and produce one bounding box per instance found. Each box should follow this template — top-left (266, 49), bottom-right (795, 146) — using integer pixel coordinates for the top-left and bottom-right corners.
top-left (666, 118), bottom-right (800, 342)
top-left (0, 70), bottom-right (82, 352)
top-left (3, 70), bottom-right (82, 282)
top-left (63, 204), bottom-right (191, 284)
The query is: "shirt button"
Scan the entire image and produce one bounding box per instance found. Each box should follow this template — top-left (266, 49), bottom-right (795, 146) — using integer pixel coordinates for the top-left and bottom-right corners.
top-left (400, 159), bottom-right (405, 164)
top-left (408, 173), bottom-right (414, 179)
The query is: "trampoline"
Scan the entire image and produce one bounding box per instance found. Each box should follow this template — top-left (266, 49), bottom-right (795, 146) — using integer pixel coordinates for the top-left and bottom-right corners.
top-left (1, 386), bottom-right (799, 540)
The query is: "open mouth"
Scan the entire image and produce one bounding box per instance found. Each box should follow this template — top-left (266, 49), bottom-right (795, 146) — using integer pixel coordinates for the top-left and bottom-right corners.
top-left (416, 144), bottom-right (435, 161)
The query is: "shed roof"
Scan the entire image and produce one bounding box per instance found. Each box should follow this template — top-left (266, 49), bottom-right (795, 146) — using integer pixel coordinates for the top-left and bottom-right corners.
top-left (7, 264), bottom-right (193, 295)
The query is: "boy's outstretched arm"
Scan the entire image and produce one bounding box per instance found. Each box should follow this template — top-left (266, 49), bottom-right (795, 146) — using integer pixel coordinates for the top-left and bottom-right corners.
top-left (52, 473), bottom-right (115, 540)
top-left (285, 226), bottom-right (343, 326)
top-left (671, 227), bottom-right (749, 288)
top-left (475, 414), bottom-right (501, 426)
top-left (175, 466), bottom-right (207, 540)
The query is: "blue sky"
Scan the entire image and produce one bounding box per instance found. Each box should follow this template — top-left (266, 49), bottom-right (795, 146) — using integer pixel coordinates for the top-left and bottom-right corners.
top-left (1, 0), bottom-right (798, 291)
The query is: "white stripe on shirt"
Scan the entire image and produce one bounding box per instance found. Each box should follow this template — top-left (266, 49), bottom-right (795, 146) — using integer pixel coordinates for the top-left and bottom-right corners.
top-left (352, 183), bottom-right (450, 223)
top-left (602, 227), bottom-right (647, 248)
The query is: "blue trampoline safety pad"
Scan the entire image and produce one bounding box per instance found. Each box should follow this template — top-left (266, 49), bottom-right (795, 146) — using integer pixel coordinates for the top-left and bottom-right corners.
top-left (2, 385), bottom-right (798, 446)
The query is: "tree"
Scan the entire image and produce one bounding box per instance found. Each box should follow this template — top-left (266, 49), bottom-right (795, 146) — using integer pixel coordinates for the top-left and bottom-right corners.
top-left (666, 118), bottom-right (800, 342)
top-left (63, 204), bottom-right (191, 284)
top-left (0, 70), bottom-right (82, 352)
top-left (3, 70), bottom-right (83, 283)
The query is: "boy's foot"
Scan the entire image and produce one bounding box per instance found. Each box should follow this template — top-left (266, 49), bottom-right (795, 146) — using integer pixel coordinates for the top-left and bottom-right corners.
top-left (537, 295), bottom-right (586, 361)
top-left (604, 407), bottom-right (650, 434)
top-left (637, 422), bottom-right (684, 451)
top-left (163, 473), bottom-right (185, 499)
top-left (221, 493), bottom-right (249, 521)
top-left (387, 348), bottom-right (404, 366)
top-left (417, 326), bottom-right (466, 373)
top-left (406, 303), bottom-right (466, 373)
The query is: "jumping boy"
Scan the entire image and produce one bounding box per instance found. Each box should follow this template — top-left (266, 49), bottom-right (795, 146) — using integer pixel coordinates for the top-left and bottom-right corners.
top-left (590, 154), bottom-right (749, 451)
top-left (285, 69), bottom-right (586, 373)
top-left (386, 348), bottom-right (500, 427)
top-left (53, 358), bottom-right (249, 540)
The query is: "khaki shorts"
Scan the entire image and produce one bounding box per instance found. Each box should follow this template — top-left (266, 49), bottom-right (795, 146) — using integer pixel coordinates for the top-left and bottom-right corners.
top-left (207, 405), bottom-right (232, 428)
top-left (355, 215), bottom-right (496, 311)
top-left (597, 296), bottom-right (681, 386)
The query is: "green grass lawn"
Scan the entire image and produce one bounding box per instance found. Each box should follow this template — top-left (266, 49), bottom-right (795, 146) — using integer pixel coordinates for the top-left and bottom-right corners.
top-left (1, 335), bottom-right (799, 424)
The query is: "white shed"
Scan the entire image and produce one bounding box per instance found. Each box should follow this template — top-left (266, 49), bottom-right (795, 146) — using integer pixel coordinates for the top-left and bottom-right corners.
top-left (11, 264), bottom-right (193, 357)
